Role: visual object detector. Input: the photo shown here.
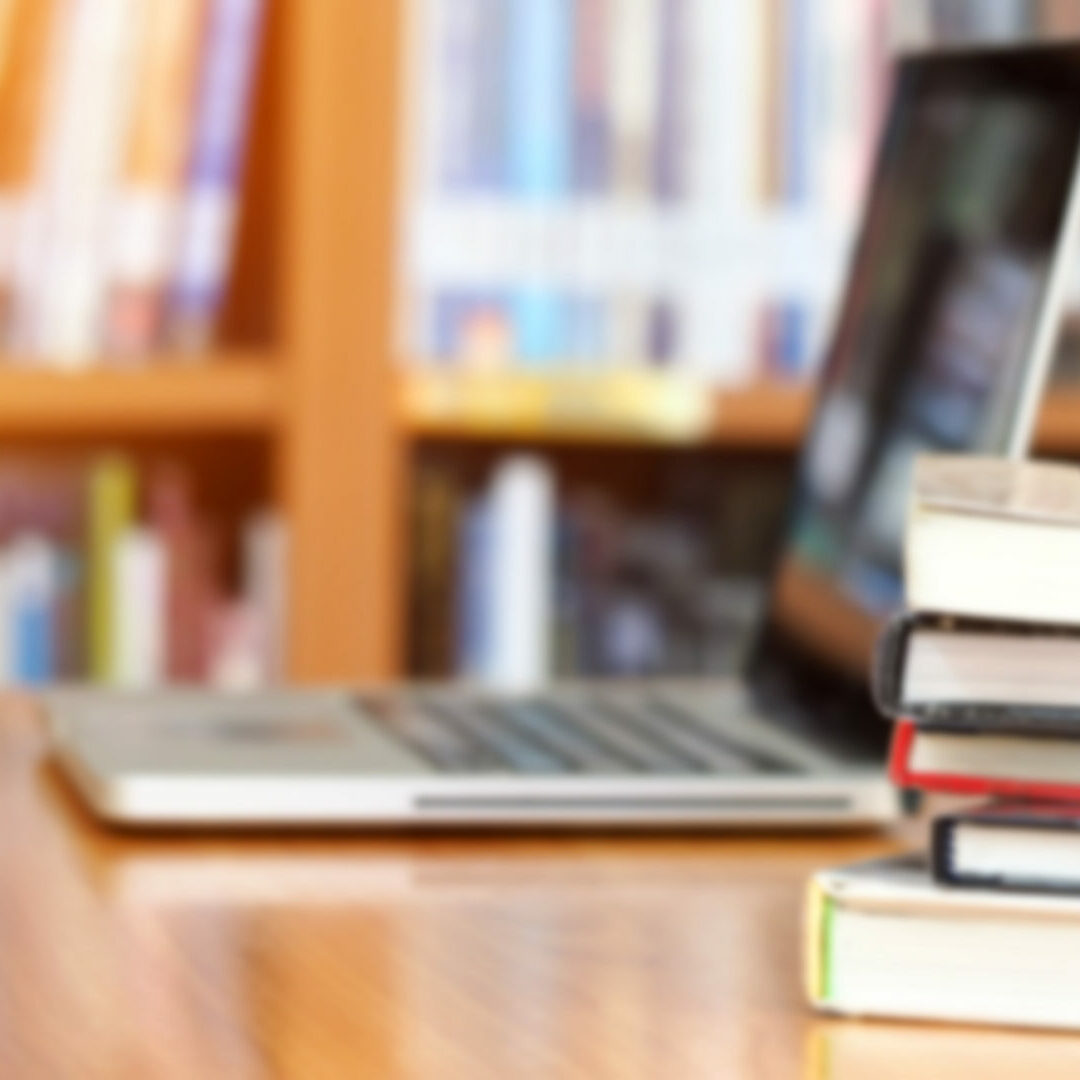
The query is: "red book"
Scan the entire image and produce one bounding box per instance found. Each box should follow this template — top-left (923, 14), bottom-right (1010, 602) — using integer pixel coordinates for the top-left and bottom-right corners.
top-left (889, 719), bottom-right (1080, 801)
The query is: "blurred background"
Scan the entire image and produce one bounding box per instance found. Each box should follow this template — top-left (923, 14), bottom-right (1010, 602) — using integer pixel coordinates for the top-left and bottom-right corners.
top-left (0, 0), bottom-right (1077, 694)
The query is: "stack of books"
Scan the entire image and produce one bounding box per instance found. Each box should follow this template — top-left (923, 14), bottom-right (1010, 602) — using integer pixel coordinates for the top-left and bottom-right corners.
top-left (807, 455), bottom-right (1080, 1031)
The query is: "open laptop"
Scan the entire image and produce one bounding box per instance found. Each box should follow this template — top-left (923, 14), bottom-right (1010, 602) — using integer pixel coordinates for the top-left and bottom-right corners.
top-left (49, 42), bottom-right (1080, 827)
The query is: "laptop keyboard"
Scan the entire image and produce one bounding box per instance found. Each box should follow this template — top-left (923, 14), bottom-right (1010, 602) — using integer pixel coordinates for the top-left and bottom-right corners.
top-left (360, 691), bottom-right (797, 776)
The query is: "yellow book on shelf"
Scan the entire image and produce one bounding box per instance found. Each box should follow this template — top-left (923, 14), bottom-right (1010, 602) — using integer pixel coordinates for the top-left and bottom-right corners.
top-left (87, 456), bottom-right (137, 683)
top-left (403, 369), bottom-right (713, 441)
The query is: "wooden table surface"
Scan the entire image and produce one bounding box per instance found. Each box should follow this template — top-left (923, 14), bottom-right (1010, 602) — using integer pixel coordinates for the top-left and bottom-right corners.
top-left (6, 701), bottom-right (1080, 1079)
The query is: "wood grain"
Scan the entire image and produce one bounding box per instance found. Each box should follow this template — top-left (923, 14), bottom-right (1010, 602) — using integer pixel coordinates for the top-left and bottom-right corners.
top-left (277, 0), bottom-right (406, 683)
top-left (0, 701), bottom-right (1064, 1078)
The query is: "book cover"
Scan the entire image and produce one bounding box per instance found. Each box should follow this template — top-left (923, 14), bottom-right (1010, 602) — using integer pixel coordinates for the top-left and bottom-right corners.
top-left (165, 0), bottom-right (266, 352)
top-left (873, 610), bottom-right (1080, 734)
top-left (889, 718), bottom-right (1080, 801)
top-left (808, 853), bottom-right (1080, 1030)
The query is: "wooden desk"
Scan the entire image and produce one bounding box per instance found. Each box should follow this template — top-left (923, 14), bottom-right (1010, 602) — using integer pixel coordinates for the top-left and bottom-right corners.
top-left (4, 702), bottom-right (1079, 1079)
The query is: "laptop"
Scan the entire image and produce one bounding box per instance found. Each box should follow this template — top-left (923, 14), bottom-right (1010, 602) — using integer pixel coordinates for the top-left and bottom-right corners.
top-left (49, 42), bottom-right (1080, 828)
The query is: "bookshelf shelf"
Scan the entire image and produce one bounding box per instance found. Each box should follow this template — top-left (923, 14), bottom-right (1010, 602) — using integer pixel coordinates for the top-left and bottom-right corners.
top-left (404, 369), bottom-right (811, 446)
top-left (0, 356), bottom-right (278, 435)
top-left (404, 371), bottom-right (1080, 453)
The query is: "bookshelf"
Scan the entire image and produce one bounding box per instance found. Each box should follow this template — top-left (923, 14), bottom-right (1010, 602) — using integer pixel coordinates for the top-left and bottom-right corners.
top-left (0, 2), bottom-right (406, 684)
top-left (20, 3), bottom-right (1080, 687)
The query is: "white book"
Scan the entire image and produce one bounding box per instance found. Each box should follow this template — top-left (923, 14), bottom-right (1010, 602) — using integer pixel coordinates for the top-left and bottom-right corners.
top-left (906, 455), bottom-right (1080, 625)
top-left (243, 510), bottom-right (287, 684)
top-left (606, 0), bottom-right (660, 363)
top-left (808, 854), bottom-right (1080, 1031)
top-left (110, 527), bottom-right (166, 688)
top-left (485, 454), bottom-right (556, 692)
top-left (14, 0), bottom-right (144, 363)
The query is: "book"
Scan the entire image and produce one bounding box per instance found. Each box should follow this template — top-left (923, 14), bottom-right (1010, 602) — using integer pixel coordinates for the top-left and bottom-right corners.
top-left (7, 532), bottom-right (57, 684)
top-left (166, 0), bottom-right (266, 352)
top-left (889, 718), bottom-right (1080, 800)
top-left (933, 800), bottom-right (1080, 894)
top-left (806, 853), bottom-right (1080, 1030)
top-left (873, 610), bottom-right (1080, 732)
top-left (86, 456), bottom-right (137, 682)
top-left (0, 0), bottom-right (60, 339)
top-left (110, 526), bottom-right (167, 687)
top-left (105, 0), bottom-right (205, 359)
top-left (505, 0), bottom-right (572, 364)
top-left (905, 455), bottom-right (1080, 625)
top-left (242, 510), bottom-right (286, 683)
top-left (485, 453), bottom-right (556, 690)
top-left (16, 0), bottom-right (144, 363)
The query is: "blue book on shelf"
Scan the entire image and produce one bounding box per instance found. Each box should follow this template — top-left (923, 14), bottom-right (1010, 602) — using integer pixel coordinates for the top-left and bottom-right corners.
top-left (506, 0), bottom-right (573, 364)
top-left (457, 497), bottom-right (492, 679)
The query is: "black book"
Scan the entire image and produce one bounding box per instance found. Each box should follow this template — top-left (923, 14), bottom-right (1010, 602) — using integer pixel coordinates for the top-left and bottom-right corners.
top-left (872, 610), bottom-right (1080, 736)
top-left (933, 800), bottom-right (1080, 894)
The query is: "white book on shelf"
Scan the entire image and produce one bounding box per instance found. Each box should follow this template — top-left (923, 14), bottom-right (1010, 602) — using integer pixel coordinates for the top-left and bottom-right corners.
top-left (13, 0), bottom-right (144, 364)
top-left (110, 526), bottom-right (167, 688)
top-left (243, 509), bottom-right (287, 684)
top-left (607, 0), bottom-right (661, 363)
top-left (486, 454), bottom-right (556, 692)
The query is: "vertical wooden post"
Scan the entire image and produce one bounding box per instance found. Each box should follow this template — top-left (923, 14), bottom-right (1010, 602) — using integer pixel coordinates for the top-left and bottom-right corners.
top-left (278, 0), bottom-right (405, 682)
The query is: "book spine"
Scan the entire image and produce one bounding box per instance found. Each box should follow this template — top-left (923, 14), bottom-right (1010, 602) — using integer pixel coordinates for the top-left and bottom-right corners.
top-left (506, 0), bottom-right (572, 365)
top-left (242, 509), bottom-right (286, 684)
top-left (8, 533), bottom-right (56, 685)
top-left (105, 0), bottom-right (205, 359)
top-left (930, 815), bottom-right (960, 886)
top-left (0, 0), bottom-right (60, 339)
top-left (20, 0), bottom-right (144, 363)
top-left (869, 610), bottom-right (912, 718)
top-left (486, 454), bottom-right (556, 690)
top-left (166, 0), bottom-right (266, 353)
top-left (456, 494), bottom-right (491, 679)
top-left (570, 0), bottom-right (609, 195)
top-left (606, 0), bottom-right (660, 364)
top-left (110, 526), bottom-right (166, 687)
top-left (86, 456), bottom-right (136, 682)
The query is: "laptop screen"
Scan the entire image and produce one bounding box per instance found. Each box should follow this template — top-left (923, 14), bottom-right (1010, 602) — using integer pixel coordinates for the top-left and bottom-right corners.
top-left (748, 45), bottom-right (1080, 755)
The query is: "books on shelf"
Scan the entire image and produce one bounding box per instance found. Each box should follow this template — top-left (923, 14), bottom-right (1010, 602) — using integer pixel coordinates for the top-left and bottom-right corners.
top-left (0, 0), bottom-right (266, 365)
top-left (0, 455), bottom-right (285, 688)
top-left (408, 450), bottom-right (781, 685)
top-left (399, 0), bottom-right (887, 382)
top-left (808, 454), bottom-right (1080, 1032)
